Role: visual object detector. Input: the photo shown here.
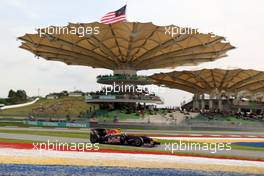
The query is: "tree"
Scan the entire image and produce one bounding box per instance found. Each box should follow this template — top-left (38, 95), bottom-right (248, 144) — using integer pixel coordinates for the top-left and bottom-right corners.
top-left (7, 89), bottom-right (27, 104)
top-left (0, 98), bottom-right (7, 105)
top-left (16, 90), bottom-right (27, 101)
top-left (8, 90), bottom-right (16, 99)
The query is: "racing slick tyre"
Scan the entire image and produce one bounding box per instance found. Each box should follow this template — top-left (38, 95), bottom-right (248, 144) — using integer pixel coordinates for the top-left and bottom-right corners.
top-left (131, 137), bottom-right (144, 147)
top-left (90, 133), bottom-right (100, 143)
top-left (120, 135), bottom-right (126, 145)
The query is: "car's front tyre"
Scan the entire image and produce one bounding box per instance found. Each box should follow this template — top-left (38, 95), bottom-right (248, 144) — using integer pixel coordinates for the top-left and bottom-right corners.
top-left (130, 137), bottom-right (144, 147)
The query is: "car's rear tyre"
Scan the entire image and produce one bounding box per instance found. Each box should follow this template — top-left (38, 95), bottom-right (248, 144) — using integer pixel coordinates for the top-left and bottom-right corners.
top-left (90, 134), bottom-right (100, 143)
top-left (131, 137), bottom-right (143, 147)
top-left (120, 135), bottom-right (125, 145)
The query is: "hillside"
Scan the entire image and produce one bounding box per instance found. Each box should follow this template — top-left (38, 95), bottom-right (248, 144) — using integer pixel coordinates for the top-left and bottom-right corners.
top-left (0, 97), bottom-right (98, 117)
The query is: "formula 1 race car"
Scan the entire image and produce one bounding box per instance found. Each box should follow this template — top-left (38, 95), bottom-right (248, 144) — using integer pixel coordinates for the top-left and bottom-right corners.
top-left (90, 128), bottom-right (160, 147)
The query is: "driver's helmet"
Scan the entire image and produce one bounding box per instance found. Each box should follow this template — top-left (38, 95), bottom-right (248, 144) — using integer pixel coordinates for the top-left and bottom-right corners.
top-left (106, 128), bottom-right (121, 135)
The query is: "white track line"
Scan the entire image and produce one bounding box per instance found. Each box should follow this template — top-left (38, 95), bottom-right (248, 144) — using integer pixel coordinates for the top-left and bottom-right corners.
top-left (151, 136), bottom-right (264, 141)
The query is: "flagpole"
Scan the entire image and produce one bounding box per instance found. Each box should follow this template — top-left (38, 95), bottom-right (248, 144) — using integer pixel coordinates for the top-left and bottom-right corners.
top-left (125, 1), bottom-right (128, 22)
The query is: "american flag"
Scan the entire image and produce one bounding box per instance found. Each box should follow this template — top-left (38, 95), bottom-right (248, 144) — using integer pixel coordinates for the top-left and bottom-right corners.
top-left (100, 5), bottom-right (127, 24)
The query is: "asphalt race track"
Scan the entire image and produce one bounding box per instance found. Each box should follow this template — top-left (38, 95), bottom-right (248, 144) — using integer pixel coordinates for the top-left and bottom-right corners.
top-left (0, 128), bottom-right (264, 159)
top-left (1, 127), bottom-right (264, 137)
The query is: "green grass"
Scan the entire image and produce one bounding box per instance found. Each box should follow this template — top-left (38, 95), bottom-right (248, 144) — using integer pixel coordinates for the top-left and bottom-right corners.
top-left (96, 109), bottom-right (168, 121)
top-left (0, 97), bottom-right (99, 117)
top-left (99, 110), bottom-right (140, 120)
top-left (0, 122), bottom-right (37, 127)
top-left (192, 114), bottom-right (262, 125)
top-left (230, 144), bottom-right (264, 152)
top-left (0, 122), bottom-right (85, 128)
top-left (224, 116), bottom-right (259, 124)
top-left (157, 139), bottom-right (264, 152)
top-left (0, 138), bottom-right (43, 144)
top-left (0, 129), bottom-right (89, 139)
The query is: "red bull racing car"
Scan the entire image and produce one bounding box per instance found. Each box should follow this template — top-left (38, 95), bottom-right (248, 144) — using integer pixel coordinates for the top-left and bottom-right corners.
top-left (90, 128), bottom-right (160, 147)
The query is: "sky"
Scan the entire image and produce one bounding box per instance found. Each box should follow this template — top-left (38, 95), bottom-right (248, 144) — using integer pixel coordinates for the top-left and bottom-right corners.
top-left (0, 0), bottom-right (264, 106)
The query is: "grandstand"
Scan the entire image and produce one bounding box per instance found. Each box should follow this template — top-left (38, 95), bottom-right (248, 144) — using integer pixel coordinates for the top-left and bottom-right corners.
top-left (151, 69), bottom-right (264, 120)
top-left (19, 22), bottom-right (234, 112)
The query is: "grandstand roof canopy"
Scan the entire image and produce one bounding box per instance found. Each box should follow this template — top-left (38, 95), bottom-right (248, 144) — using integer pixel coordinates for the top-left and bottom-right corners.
top-left (151, 69), bottom-right (264, 94)
top-left (19, 22), bottom-right (234, 71)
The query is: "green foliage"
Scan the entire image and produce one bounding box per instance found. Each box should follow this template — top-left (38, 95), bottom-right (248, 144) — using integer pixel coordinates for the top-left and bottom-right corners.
top-left (0, 98), bottom-right (7, 105)
top-left (8, 89), bottom-right (16, 99)
top-left (6, 89), bottom-right (27, 105)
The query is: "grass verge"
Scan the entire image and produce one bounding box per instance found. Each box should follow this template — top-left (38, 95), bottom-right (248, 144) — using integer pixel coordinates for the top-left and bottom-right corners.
top-left (158, 139), bottom-right (264, 152)
top-left (0, 129), bottom-right (88, 139)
